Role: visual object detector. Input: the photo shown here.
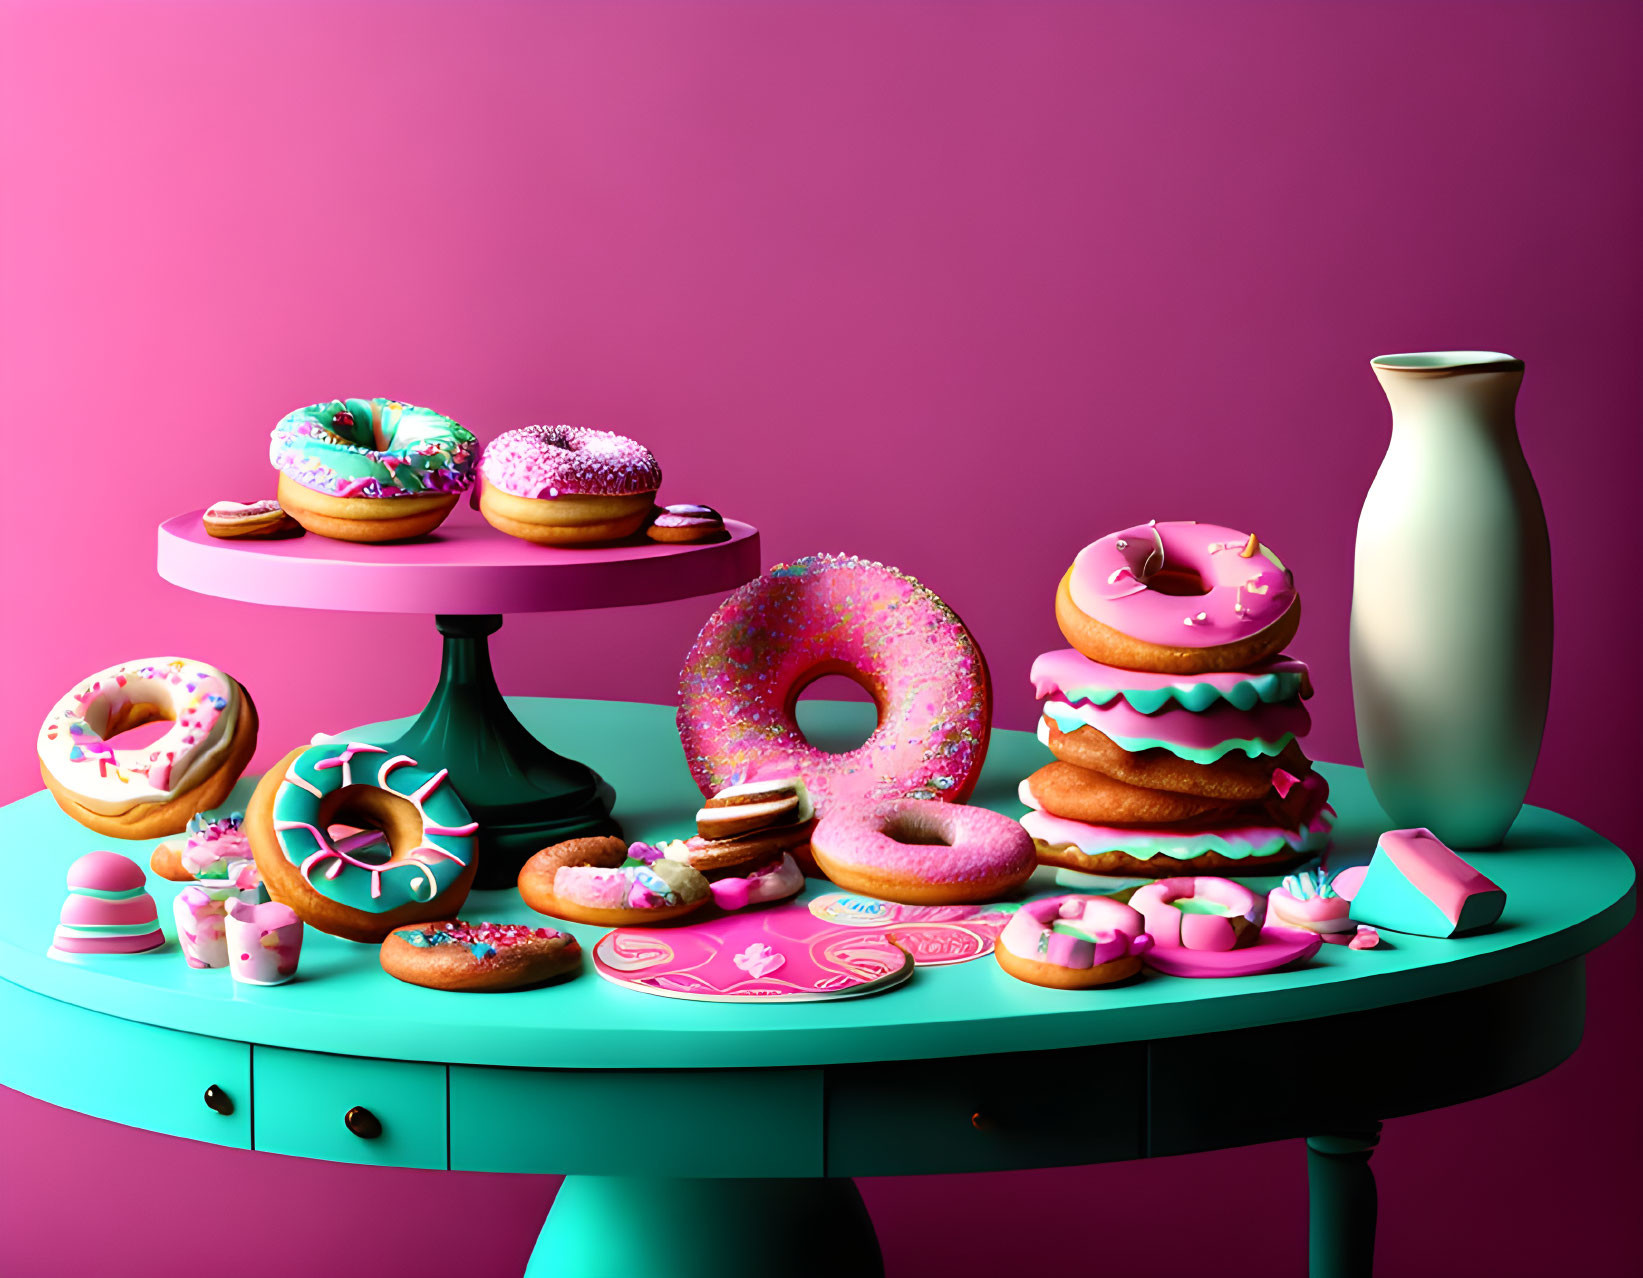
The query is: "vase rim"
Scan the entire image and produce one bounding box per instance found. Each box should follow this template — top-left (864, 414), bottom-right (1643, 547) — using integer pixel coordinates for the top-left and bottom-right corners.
top-left (1371, 351), bottom-right (1524, 377)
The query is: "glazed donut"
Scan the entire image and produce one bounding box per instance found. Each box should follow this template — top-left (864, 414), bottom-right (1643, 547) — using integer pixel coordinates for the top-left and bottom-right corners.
top-left (1022, 762), bottom-right (1235, 825)
top-left (478, 425), bottom-right (661, 545)
top-left (1040, 717), bottom-right (1313, 803)
top-left (1131, 877), bottom-right (1264, 951)
top-left (1021, 770), bottom-right (1335, 877)
top-left (994, 895), bottom-right (1152, 989)
top-left (202, 499), bottom-right (302, 539)
top-left (270, 398), bottom-right (476, 542)
top-left (39, 657), bottom-right (258, 839)
top-left (810, 798), bottom-right (1035, 906)
top-left (1055, 522), bottom-right (1300, 674)
top-left (646, 503), bottom-right (726, 544)
top-left (518, 837), bottom-right (710, 926)
top-left (245, 740), bottom-right (479, 943)
top-left (678, 554), bottom-right (992, 813)
top-left (380, 920), bottom-right (582, 992)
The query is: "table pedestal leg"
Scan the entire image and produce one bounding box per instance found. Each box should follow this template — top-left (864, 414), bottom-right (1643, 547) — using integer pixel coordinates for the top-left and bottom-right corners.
top-left (527, 1176), bottom-right (884, 1278)
top-left (386, 614), bottom-right (620, 888)
top-left (1307, 1124), bottom-right (1382, 1278)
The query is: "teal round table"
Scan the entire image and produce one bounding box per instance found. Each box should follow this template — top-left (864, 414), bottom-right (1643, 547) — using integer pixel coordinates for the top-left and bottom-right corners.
top-left (0, 700), bottom-right (1633, 1278)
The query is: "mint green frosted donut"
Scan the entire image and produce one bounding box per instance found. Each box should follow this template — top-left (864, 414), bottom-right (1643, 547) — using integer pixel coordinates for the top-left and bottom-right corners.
top-left (269, 398), bottom-right (477, 498)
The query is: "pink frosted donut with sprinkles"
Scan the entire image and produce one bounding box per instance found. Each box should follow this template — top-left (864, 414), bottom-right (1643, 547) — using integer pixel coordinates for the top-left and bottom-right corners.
top-left (246, 738), bottom-right (478, 943)
top-left (478, 424), bottom-right (662, 545)
top-left (677, 553), bottom-right (993, 816)
top-left (38, 657), bottom-right (259, 840)
top-left (1056, 521), bottom-right (1301, 674)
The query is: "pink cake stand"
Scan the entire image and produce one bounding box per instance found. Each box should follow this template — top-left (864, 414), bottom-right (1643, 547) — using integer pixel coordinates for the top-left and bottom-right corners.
top-left (156, 506), bottom-right (760, 886)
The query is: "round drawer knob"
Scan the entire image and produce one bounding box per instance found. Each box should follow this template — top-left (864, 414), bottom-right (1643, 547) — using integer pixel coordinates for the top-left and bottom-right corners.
top-left (203, 1085), bottom-right (234, 1117)
top-left (971, 1111), bottom-right (992, 1131)
top-left (344, 1106), bottom-right (383, 1139)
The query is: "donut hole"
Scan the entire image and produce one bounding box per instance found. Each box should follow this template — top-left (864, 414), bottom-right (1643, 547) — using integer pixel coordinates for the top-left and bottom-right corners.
top-left (1145, 565), bottom-right (1210, 596)
top-left (97, 707), bottom-right (175, 751)
top-left (881, 813), bottom-right (954, 848)
top-left (791, 671), bottom-right (879, 754)
top-left (316, 785), bottom-right (425, 865)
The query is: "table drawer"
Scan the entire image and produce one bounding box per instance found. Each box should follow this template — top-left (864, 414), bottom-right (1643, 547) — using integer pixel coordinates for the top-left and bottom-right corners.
top-left (0, 977), bottom-right (251, 1149)
top-left (252, 1046), bottom-right (447, 1168)
top-left (449, 1065), bottom-right (824, 1177)
top-left (825, 1044), bottom-right (1146, 1176)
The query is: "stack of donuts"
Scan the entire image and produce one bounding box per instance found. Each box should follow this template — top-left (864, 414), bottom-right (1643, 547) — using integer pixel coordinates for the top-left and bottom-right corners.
top-left (1019, 521), bottom-right (1333, 878)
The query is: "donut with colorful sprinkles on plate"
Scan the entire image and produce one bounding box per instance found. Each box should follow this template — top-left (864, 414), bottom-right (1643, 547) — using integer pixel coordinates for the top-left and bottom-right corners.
top-left (270, 397), bottom-right (476, 543)
top-left (517, 837), bottom-right (711, 926)
top-left (245, 739), bottom-right (479, 943)
top-left (810, 799), bottom-right (1036, 906)
top-left (479, 424), bottom-right (661, 545)
top-left (38, 657), bottom-right (259, 840)
top-left (1056, 522), bottom-right (1300, 674)
top-left (994, 895), bottom-right (1152, 989)
top-left (677, 553), bottom-right (992, 814)
top-left (380, 920), bottom-right (582, 992)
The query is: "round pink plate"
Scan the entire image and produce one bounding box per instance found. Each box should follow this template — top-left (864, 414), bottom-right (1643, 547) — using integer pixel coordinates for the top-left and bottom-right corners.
top-left (1141, 925), bottom-right (1323, 979)
top-left (157, 505), bottom-right (760, 614)
top-left (806, 892), bottom-right (1019, 966)
top-left (593, 903), bottom-right (914, 1002)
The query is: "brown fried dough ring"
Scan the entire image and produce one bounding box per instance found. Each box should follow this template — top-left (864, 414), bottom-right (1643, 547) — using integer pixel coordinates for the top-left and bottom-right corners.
top-left (1024, 762), bottom-right (1235, 826)
top-left (1043, 717), bottom-right (1313, 802)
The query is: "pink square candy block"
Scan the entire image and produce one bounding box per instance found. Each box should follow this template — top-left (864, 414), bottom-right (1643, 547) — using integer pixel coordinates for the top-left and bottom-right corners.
top-left (1336, 828), bottom-right (1506, 938)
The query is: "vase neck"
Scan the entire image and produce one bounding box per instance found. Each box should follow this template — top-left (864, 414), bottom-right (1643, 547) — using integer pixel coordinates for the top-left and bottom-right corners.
top-left (1371, 352), bottom-right (1523, 437)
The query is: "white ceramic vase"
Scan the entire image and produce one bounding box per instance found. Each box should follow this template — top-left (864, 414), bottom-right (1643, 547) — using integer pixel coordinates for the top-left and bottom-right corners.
top-left (1350, 352), bottom-right (1552, 848)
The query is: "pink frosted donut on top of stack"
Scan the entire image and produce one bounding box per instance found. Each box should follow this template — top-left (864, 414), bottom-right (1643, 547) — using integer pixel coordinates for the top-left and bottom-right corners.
top-left (51, 851), bottom-right (164, 955)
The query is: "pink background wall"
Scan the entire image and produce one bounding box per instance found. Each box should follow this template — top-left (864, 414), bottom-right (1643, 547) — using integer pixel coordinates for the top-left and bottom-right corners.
top-left (2, 1), bottom-right (1639, 1273)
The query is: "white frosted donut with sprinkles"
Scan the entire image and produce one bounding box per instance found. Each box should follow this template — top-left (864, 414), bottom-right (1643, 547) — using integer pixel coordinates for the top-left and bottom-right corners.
top-left (245, 739), bottom-right (479, 943)
top-left (677, 554), bottom-right (993, 816)
top-left (38, 657), bottom-right (259, 839)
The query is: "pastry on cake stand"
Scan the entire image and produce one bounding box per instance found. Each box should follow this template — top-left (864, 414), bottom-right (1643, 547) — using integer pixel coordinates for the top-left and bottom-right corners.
top-left (157, 506), bottom-right (759, 887)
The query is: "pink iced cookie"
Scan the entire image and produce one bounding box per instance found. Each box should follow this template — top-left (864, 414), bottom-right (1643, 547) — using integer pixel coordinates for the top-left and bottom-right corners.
top-left (677, 554), bottom-right (992, 816)
top-left (224, 899), bottom-right (303, 985)
top-left (1132, 877), bottom-right (1265, 952)
top-left (49, 851), bottom-right (164, 957)
top-left (1269, 868), bottom-right (1354, 935)
top-left (995, 894), bottom-right (1153, 989)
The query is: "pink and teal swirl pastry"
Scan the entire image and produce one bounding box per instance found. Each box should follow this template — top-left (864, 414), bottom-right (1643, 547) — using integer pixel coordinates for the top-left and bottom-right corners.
top-left (270, 398), bottom-right (475, 542)
top-left (677, 554), bottom-right (992, 815)
top-left (478, 424), bottom-right (662, 544)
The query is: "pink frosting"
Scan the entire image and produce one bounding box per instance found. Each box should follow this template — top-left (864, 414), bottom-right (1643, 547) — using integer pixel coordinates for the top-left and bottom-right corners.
top-left (60, 893), bottom-right (157, 927)
top-left (66, 850), bottom-right (146, 893)
top-left (810, 799), bottom-right (1036, 888)
top-left (480, 424), bottom-right (661, 499)
top-left (710, 853), bottom-right (805, 911)
top-left (998, 894), bottom-right (1152, 969)
top-left (678, 554), bottom-right (991, 813)
top-left (52, 931), bottom-right (163, 955)
top-left (1067, 521), bottom-right (1297, 648)
top-left (1042, 695), bottom-right (1310, 754)
top-left (1131, 877), bottom-right (1265, 951)
top-left (1376, 827), bottom-right (1503, 926)
top-left (1269, 887), bottom-right (1354, 933)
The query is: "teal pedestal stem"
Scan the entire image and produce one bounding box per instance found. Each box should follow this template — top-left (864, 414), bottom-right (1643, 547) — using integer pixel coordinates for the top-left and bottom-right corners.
top-left (383, 615), bottom-right (621, 887)
top-left (531, 1177), bottom-right (883, 1278)
top-left (1308, 1126), bottom-right (1382, 1278)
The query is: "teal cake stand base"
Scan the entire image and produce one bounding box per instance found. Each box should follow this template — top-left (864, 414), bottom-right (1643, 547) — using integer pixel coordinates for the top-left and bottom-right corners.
top-left (383, 615), bottom-right (620, 888)
top-left (529, 1176), bottom-right (883, 1278)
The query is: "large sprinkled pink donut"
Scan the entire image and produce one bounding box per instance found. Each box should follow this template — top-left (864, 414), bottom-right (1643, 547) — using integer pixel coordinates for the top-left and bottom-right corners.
top-left (678, 554), bottom-right (992, 816)
top-left (810, 799), bottom-right (1034, 905)
top-left (1056, 521), bottom-right (1300, 674)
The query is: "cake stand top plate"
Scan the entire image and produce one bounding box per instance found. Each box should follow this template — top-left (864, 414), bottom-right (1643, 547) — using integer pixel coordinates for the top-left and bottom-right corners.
top-left (156, 507), bottom-right (761, 615)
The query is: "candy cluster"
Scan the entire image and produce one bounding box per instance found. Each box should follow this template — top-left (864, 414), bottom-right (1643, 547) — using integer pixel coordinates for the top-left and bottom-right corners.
top-left (402, 920), bottom-right (567, 961)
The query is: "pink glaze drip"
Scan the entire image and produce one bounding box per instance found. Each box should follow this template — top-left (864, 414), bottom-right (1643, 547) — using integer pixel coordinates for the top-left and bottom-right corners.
top-left (810, 799), bottom-right (1036, 887)
top-left (1029, 648), bottom-right (1311, 707)
top-left (997, 895), bottom-right (1152, 969)
top-left (1042, 694), bottom-right (1310, 754)
top-left (480, 424), bottom-right (661, 499)
top-left (1067, 521), bottom-right (1296, 648)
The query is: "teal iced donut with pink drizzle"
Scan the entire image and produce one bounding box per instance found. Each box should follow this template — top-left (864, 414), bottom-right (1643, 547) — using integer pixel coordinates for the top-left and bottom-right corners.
top-left (677, 554), bottom-right (992, 815)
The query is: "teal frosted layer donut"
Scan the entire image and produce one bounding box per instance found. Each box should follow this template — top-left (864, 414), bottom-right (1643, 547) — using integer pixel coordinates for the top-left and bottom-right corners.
top-left (269, 398), bottom-right (476, 498)
top-left (269, 741), bottom-right (477, 914)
